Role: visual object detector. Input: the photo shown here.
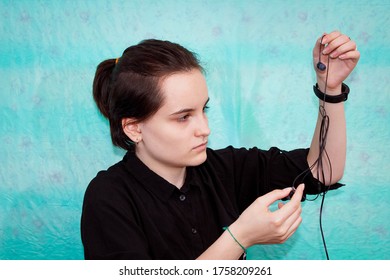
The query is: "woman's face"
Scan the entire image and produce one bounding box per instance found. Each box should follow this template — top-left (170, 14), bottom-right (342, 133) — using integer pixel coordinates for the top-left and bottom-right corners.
top-left (136, 69), bottom-right (211, 174)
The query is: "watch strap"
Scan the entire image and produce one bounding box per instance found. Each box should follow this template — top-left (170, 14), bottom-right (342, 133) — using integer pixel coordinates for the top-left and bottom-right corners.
top-left (313, 83), bottom-right (350, 103)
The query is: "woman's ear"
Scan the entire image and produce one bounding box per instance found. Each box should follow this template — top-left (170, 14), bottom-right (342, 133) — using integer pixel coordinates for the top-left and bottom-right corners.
top-left (122, 118), bottom-right (142, 144)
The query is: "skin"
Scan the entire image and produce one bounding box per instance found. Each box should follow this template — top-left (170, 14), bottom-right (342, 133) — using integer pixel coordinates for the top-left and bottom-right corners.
top-left (122, 31), bottom-right (360, 259)
top-left (308, 31), bottom-right (360, 185)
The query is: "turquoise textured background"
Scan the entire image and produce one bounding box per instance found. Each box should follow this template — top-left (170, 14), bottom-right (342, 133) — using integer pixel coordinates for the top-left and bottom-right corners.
top-left (1, 0), bottom-right (389, 260)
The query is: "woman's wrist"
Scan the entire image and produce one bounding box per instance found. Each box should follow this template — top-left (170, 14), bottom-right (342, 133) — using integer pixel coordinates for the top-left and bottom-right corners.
top-left (316, 80), bottom-right (342, 95)
top-left (228, 220), bottom-right (252, 250)
top-left (314, 83), bottom-right (349, 103)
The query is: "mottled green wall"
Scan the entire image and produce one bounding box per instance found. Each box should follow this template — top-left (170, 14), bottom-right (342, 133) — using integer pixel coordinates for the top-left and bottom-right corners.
top-left (1, 0), bottom-right (389, 259)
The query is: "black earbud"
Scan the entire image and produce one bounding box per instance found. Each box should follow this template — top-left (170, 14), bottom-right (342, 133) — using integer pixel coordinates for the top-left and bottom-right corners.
top-left (317, 61), bottom-right (326, 71)
top-left (317, 35), bottom-right (327, 71)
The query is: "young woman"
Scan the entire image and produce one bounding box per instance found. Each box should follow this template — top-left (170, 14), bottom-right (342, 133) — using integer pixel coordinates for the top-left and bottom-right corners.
top-left (81, 31), bottom-right (359, 259)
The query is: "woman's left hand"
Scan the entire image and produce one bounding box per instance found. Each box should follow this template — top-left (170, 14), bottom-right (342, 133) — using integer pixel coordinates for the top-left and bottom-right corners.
top-left (313, 31), bottom-right (360, 92)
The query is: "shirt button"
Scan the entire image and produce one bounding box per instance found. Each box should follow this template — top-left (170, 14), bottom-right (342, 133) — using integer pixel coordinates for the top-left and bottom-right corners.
top-left (191, 228), bottom-right (197, 234)
top-left (179, 194), bottom-right (186, 201)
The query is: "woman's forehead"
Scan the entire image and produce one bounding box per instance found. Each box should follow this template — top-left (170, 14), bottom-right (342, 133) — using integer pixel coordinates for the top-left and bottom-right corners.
top-left (159, 70), bottom-right (208, 109)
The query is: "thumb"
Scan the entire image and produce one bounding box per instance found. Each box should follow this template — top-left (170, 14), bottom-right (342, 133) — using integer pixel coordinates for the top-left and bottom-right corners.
top-left (258, 188), bottom-right (293, 208)
top-left (313, 33), bottom-right (327, 57)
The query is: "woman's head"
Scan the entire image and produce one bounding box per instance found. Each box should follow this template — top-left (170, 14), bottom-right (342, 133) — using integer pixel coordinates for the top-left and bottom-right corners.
top-left (93, 39), bottom-right (204, 151)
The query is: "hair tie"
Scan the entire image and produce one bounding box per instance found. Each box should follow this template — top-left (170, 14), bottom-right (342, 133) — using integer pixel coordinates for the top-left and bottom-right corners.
top-left (222, 226), bottom-right (247, 259)
top-left (115, 57), bottom-right (120, 64)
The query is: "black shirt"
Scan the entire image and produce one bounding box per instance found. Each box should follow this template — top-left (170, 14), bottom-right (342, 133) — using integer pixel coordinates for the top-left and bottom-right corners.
top-left (81, 146), bottom-right (341, 259)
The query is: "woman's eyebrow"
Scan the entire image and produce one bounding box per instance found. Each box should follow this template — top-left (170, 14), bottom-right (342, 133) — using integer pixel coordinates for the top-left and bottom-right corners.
top-left (170, 98), bottom-right (210, 116)
top-left (170, 108), bottom-right (195, 116)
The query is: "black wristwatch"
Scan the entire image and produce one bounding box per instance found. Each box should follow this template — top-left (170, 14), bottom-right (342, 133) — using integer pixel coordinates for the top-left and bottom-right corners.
top-left (313, 83), bottom-right (350, 103)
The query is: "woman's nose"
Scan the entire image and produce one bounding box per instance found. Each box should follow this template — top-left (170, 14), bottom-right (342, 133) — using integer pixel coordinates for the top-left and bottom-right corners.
top-left (195, 114), bottom-right (210, 138)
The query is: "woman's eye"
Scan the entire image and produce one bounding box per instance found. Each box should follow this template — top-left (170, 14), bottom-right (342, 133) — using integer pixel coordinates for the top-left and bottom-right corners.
top-left (203, 105), bottom-right (209, 113)
top-left (178, 115), bottom-right (190, 122)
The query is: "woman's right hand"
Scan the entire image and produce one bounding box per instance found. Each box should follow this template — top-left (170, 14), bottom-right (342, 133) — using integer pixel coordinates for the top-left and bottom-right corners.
top-left (229, 184), bottom-right (304, 248)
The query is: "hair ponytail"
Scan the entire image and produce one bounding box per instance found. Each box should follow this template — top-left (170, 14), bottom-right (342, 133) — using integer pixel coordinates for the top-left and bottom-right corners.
top-left (92, 59), bottom-right (116, 119)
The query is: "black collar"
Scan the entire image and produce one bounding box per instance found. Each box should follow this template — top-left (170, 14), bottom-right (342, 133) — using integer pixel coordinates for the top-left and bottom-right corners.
top-left (122, 151), bottom-right (199, 202)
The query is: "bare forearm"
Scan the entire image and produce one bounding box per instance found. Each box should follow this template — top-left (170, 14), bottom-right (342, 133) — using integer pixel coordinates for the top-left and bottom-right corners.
top-left (307, 31), bottom-right (359, 185)
top-left (308, 84), bottom-right (346, 185)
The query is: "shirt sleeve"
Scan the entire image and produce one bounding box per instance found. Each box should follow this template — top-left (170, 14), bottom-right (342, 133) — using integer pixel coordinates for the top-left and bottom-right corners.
top-left (80, 172), bottom-right (151, 260)
top-left (207, 146), bottom-right (343, 211)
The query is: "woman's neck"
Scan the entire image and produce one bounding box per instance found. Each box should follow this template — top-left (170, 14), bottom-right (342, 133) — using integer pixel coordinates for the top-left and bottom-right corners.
top-left (136, 150), bottom-right (187, 189)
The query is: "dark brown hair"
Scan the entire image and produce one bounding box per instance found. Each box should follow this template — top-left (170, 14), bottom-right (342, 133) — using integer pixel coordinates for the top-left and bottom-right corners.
top-left (92, 39), bottom-right (203, 150)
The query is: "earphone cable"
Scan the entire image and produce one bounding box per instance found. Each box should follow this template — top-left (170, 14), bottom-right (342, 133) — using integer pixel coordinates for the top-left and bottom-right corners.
top-left (291, 38), bottom-right (332, 259)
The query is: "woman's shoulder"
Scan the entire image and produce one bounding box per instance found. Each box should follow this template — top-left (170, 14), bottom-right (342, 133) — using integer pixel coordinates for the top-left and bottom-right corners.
top-left (205, 145), bottom-right (269, 162)
top-left (206, 145), bottom-right (307, 160)
top-left (204, 145), bottom-right (260, 172)
top-left (84, 156), bottom-right (133, 202)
